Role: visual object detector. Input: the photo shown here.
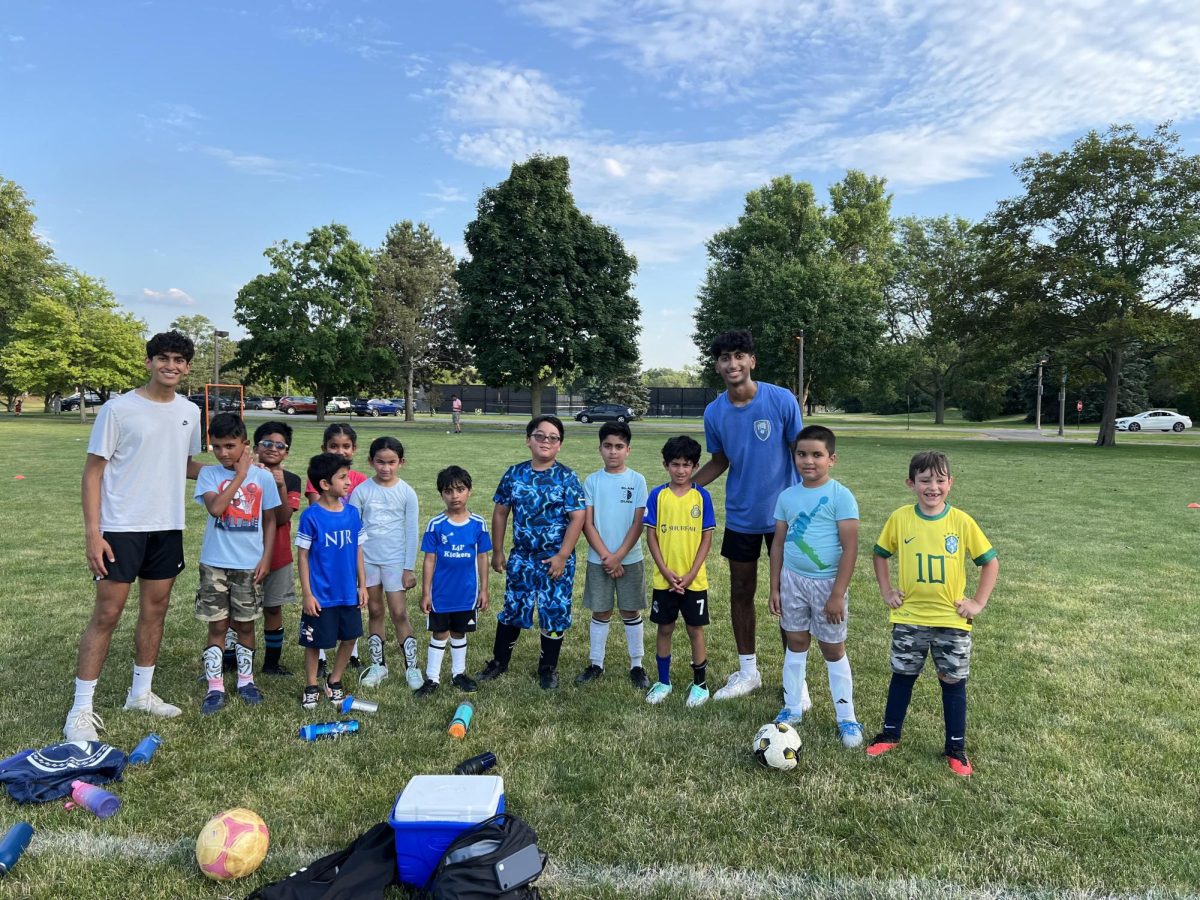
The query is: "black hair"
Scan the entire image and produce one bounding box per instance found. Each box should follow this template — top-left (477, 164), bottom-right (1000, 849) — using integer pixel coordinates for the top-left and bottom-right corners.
top-left (526, 415), bottom-right (565, 440)
top-left (322, 422), bottom-right (358, 449)
top-left (307, 452), bottom-right (350, 493)
top-left (208, 412), bottom-right (247, 440)
top-left (909, 450), bottom-right (950, 481)
top-left (599, 421), bottom-right (632, 444)
top-left (437, 465), bottom-right (473, 493)
top-left (708, 328), bottom-right (754, 359)
top-left (368, 436), bottom-right (404, 461)
top-left (254, 420), bottom-right (293, 447)
top-left (146, 330), bottom-right (195, 362)
top-left (661, 435), bottom-right (701, 465)
top-left (796, 424), bottom-right (836, 454)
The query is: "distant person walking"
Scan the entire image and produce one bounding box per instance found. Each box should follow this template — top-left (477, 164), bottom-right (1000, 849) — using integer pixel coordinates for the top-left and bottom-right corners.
top-left (451, 394), bottom-right (463, 434)
top-left (52, 393), bottom-right (62, 415)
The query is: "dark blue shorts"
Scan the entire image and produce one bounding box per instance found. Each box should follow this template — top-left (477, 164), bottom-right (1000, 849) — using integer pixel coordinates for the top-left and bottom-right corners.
top-left (497, 550), bottom-right (576, 633)
top-left (298, 605), bottom-right (363, 650)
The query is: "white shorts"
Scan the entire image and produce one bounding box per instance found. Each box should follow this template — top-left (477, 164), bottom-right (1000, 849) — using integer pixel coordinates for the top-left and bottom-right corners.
top-left (779, 568), bottom-right (848, 643)
top-left (364, 562), bottom-right (408, 593)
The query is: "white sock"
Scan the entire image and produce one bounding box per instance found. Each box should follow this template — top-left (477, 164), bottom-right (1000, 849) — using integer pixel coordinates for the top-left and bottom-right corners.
top-left (623, 616), bottom-right (644, 669)
top-left (738, 653), bottom-right (758, 678)
top-left (450, 639), bottom-right (467, 677)
top-left (589, 617), bottom-right (610, 667)
top-left (130, 664), bottom-right (155, 698)
top-left (351, 639), bottom-right (360, 658)
top-left (827, 654), bottom-right (856, 722)
top-left (426, 638), bottom-right (446, 683)
top-left (783, 649), bottom-right (808, 711)
top-left (318, 649), bottom-right (327, 662)
top-left (368, 633), bottom-right (385, 666)
top-left (71, 677), bottom-right (98, 715)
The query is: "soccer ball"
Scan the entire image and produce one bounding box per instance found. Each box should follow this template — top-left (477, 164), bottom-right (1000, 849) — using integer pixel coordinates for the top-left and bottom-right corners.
top-left (753, 722), bottom-right (802, 771)
top-left (196, 807), bottom-right (270, 880)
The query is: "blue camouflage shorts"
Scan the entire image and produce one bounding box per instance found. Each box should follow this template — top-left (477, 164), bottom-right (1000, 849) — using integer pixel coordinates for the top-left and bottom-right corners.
top-left (497, 550), bottom-right (576, 633)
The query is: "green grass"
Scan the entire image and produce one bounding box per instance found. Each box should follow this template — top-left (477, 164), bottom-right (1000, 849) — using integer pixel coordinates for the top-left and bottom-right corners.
top-left (1, 416), bottom-right (1198, 898)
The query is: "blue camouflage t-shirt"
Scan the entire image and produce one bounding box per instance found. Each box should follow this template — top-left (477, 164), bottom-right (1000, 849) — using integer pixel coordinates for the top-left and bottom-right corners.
top-left (493, 461), bottom-right (585, 558)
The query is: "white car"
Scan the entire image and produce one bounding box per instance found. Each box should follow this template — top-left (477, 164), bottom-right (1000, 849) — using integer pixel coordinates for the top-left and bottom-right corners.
top-left (1115, 409), bottom-right (1192, 433)
top-left (325, 396), bottom-right (352, 413)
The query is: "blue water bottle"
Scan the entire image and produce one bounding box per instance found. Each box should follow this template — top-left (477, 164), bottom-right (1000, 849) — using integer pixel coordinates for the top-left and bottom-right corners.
top-left (0, 822), bottom-right (34, 875)
top-left (298, 720), bottom-right (360, 741)
top-left (129, 733), bottom-right (161, 765)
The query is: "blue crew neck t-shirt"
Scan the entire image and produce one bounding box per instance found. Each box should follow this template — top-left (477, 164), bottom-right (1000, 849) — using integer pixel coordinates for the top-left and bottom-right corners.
top-left (492, 461), bottom-right (585, 558)
top-left (421, 513), bottom-right (493, 613)
top-left (583, 468), bottom-right (648, 565)
top-left (295, 503), bottom-right (363, 607)
top-left (773, 478), bottom-right (859, 579)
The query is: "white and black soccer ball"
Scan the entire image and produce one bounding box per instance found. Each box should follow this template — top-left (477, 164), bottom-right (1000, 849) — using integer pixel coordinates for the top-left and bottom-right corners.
top-left (753, 722), bottom-right (802, 771)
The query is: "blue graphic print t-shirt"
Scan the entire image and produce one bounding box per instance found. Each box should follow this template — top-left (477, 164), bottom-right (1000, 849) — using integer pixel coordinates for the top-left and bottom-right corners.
top-left (772, 478), bottom-right (859, 579)
top-left (493, 461), bottom-right (585, 559)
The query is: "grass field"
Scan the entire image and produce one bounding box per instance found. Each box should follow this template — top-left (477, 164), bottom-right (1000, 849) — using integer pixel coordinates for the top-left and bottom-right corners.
top-left (0, 413), bottom-right (1197, 898)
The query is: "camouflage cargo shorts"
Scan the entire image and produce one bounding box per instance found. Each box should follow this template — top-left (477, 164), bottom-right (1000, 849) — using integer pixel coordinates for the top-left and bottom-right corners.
top-left (195, 563), bottom-right (262, 623)
top-left (890, 623), bottom-right (971, 680)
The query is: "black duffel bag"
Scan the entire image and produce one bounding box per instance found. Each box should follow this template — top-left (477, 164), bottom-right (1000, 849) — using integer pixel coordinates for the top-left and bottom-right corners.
top-left (425, 812), bottom-right (547, 900)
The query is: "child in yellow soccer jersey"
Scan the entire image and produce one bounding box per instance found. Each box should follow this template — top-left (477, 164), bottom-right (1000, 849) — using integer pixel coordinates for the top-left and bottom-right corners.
top-left (867, 450), bottom-right (998, 777)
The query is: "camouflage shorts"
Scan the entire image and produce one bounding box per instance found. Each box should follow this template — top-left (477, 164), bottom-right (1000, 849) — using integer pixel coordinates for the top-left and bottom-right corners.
top-left (890, 623), bottom-right (971, 680)
top-left (195, 563), bottom-right (262, 623)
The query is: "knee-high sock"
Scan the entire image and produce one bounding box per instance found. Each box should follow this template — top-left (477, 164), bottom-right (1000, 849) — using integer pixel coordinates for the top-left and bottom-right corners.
top-left (426, 638), bottom-right (446, 683)
top-left (826, 654), bottom-right (856, 722)
top-left (236, 643), bottom-right (255, 688)
top-left (492, 622), bottom-right (521, 666)
top-left (882, 672), bottom-right (918, 737)
top-left (402, 635), bottom-right (418, 669)
top-left (368, 633), bottom-right (385, 667)
top-left (538, 632), bottom-right (563, 673)
top-left (588, 617), bottom-right (610, 667)
top-left (203, 646), bottom-right (224, 692)
top-left (450, 639), bottom-right (468, 676)
top-left (940, 678), bottom-right (968, 752)
top-left (264, 627), bottom-right (284, 668)
top-left (624, 616), bottom-right (644, 669)
top-left (783, 649), bottom-right (808, 712)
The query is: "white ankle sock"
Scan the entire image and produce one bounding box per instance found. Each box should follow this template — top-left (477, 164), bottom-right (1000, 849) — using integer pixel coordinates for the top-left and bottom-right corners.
top-left (130, 664), bottom-right (155, 698)
top-left (738, 653), bottom-right (758, 678)
top-left (71, 677), bottom-right (98, 714)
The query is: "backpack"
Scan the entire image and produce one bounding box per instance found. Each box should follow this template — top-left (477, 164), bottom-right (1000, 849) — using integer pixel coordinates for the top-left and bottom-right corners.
top-left (425, 812), bottom-right (547, 900)
top-left (244, 821), bottom-right (397, 900)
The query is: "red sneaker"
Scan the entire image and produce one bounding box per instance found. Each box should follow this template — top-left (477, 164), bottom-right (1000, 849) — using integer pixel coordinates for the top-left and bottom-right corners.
top-left (946, 749), bottom-right (973, 776)
top-left (865, 732), bottom-right (900, 757)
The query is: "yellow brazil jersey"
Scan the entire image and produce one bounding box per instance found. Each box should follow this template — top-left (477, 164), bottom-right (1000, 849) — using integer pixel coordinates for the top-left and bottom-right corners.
top-left (643, 483), bottom-right (717, 591)
top-left (873, 504), bottom-right (996, 630)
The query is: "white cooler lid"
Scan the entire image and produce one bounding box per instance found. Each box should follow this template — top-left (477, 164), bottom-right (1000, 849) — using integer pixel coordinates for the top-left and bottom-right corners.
top-left (393, 774), bottom-right (505, 822)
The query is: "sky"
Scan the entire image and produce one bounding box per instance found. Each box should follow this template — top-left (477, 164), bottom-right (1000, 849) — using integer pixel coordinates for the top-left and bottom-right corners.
top-left (4, 0), bottom-right (1200, 372)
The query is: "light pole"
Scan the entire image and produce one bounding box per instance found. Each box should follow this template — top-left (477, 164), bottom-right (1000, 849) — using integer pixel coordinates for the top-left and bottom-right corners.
top-left (1057, 368), bottom-right (1067, 437)
top-left (1035, 357), bottom-right (1047, 433)
top-left (213, 329), bottom-right (229, 384)
top-left (794, 331), bottom-right (805, 411)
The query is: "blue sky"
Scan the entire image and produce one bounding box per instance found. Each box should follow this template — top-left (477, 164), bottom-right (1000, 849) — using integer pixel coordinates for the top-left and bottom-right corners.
top-left (4, 0), bottom-right (1200, 371)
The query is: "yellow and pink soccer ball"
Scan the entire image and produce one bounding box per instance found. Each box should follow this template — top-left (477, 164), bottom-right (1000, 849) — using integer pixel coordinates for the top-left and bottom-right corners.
top-left (196, 807), bottom-right (270, 880)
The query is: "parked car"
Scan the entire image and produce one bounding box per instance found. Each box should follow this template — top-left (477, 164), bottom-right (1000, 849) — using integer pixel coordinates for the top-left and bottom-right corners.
top-left (1115, 409), bottom-right (1192, 432)
top-left (325, 396), bottom-right (352, 414)
top-left (574, 403), bottom-right (638, 424)
top-left (244, 396), bottom-right (277, 411)
top-left (187, 393), bottom-right (240, 411)
top-left (61, 391), bottom-right (103, 412)
top-left (278, 396), bottom-right (317, 415)
top-left (352, 398), bottom-right (401, 417)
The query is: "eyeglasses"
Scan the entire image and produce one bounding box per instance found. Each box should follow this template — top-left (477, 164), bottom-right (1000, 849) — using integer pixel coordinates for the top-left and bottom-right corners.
top-left (529, 432), bottom-right (562, 444)
top-left (257, 439), bottom-right (289, 450)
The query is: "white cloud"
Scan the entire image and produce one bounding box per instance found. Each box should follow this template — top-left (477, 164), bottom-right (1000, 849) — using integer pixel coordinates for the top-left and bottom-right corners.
top-left (444, 64), bottom-right (581, 130)
top-left (603, 158), bottom-right (626, 177)
top-left (424, 181), bottom-right (469, 203)
top-left (141, 103), bottom-right (206, 134)
top-left (197, 145), bottom-right (376, 179)
top-left (143, 288), bottom-right (195, 306)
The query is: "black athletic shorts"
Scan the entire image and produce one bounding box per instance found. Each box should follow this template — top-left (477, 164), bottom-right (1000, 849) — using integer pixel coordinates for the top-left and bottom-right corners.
top-left (298, 605), bottom-right (363, 649)
top-left (720, 527), bottom-right (776, 563)
top-left (650, 588), bottom-right (710, 627)
top-left (428, 610), bottom-right (478, 634)
top-left (97, 530), bottom-right (185, 583)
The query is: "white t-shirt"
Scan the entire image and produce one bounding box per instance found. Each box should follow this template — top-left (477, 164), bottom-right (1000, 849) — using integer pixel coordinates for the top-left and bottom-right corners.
top-left (348, 477), bottom-right (419, 569)
top-left (87, 391), bottom-right (202, 532)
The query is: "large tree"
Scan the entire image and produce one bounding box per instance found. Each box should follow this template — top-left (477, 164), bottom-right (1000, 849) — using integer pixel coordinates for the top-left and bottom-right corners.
top-left (456, 155), bottom-right (640, 416)
top-left (693, 171), bottom-right (892, 405)
top-left (984, 124), bottom-right (1200, 447)
top-left (230, 223), bottom-right (375, 421)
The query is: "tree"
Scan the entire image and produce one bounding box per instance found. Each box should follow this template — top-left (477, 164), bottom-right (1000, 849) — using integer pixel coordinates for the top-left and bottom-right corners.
top-left (230, 223), bottom-right (375, 421)
top-left (984, 123), bottom-right (1200, 447)
top-left (643, 366), bottom-right (703, 387)
top-left (371, 221), bottom-right (470, 422)
top-left (693, 172), bottom-right (892, 405)
top-left (457, 155), bottom-right (640, 416)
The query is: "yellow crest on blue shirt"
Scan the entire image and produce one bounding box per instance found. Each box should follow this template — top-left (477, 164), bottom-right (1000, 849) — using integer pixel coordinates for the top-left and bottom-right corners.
top-left (945, 534), bottom-right (959, 554)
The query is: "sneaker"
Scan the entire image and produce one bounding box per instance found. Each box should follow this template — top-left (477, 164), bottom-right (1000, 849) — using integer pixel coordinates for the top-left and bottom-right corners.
top-left (347, 655), bottom-right (363, 670)
top-left (774, 706), bottom-right (803, 727)
top-left (629, 666), bottom-right (651, 690)
top-left (838, 720), bottom-right (865, 749)
top-left (712, 670), bottom-right (762, 701)
top-left (325, 678), bottom-right (345, 705)
top-left (645, 682), bottom-right (673, 704)
top-left (359, 664), bottom-right (389, 688)
top-left (201, 690), bottom-right (226, 715)
top-left (301, 685), bottom-right (320, 711)
top-left (414, 678), bottom-right (439, 698)
top-left (574, 664), bottom-right (604, 686)
top-left (537, 668), bottom-right (559, 690)
top-left (123, 690), bottom-right (182, 718)
top-left (405, 666), bottom-right (425, 691)
top-left (316, 658), bottom-right (328, 682)
top-left (451, 673), bottom-right (479, 693)
top-left (686, 683), bottom-right (710, 708)
top-left (261, 663), bottom-right (292, 677)
top-left (866, 732), bottom-right (901, 757)
top-left (946, 748), bottom-right (973, 777)
top-left (800, 679), bottom-right (813, 713)
top-left (237, 682), bottom-right (265, 705)
top-left (63, 708), bottom-right (104, 742)
top-left (477, 659), bottom-right (508, 682)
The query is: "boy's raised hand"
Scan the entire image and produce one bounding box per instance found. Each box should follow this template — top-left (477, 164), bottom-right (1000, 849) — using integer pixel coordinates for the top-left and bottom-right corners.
top-left (235, 444), bottom-right (252, 478)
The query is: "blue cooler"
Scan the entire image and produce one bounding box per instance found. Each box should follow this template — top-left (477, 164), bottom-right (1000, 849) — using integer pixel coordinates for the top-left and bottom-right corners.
top-left (389, 774), bottom-right (506, 886)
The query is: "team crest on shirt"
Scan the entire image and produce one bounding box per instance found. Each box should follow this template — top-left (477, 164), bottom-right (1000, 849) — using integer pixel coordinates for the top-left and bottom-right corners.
top-left (945, 534), bottom-right (959, 554)
top-left (690, 504), bottom-right (701, 518)
top-left (754, 419), bottom-right (771, 441)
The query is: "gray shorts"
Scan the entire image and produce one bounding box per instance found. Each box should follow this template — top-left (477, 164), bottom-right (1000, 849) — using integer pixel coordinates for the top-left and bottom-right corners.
top-left (195, 564), bottom-right (262, 623)
top-left (582, 560), bottom-right (646, 614)
top-left (262, 565), bottom-right (296, 608)
top-left (890, 623), bottom-right (972, 680)
top-left (779, 568), bottom-right (848, 643)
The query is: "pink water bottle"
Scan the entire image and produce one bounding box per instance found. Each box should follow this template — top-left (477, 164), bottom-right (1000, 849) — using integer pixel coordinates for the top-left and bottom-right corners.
top-left (70, 780), bottom-right (120, 818)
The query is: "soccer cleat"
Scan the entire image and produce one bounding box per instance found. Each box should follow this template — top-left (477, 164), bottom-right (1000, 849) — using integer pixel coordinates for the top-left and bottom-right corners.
top-left (866, 732), bottom-right (901, 757)
top-left (686, 683), bottom-right (710, 708)
top-left (261, 663), bottom-right (292, 677)
top-left (325, 678), bottom-right (345, 705)
top-left (237, 682), bottom-right (264, 705)
top-left (405, 666), bottom-right (425, 691)
top-left (645, 682), bottom-right (673, 704)
top-left (347, 655), bottom-right (362, 670)
top-left (123, 690), bottom-right (182, 718)
top-left (537, 668), bottom-right (559, 690)
top-left (451, 673), bottom-right (478, 693)
top-left (800, 679), bottom-right (813, 713)
top-left (946, 748), bottom-right (973, 777)
top-left (414, 678), bottom-right (439, 698)
top-left (63, 708), bottom-right (104, 742)
top-left (628, 666), bottom-right (651, 690)
top-left (301, 685), bottom-right (320, 711)
top-left (201, 690), bottom-right (227, 715)
top-left (574, 664), bottom-right (604, 686)
top-left (477, 659), bottom-right (508, 682)
top-left (838, 720), bottom-right (865, 749)
top-left (712, 670), bottom-right (762, 701)
top-left (359, 664), bottom-right (389, 688)
top-left (774, 707), bottom-right (804, 727)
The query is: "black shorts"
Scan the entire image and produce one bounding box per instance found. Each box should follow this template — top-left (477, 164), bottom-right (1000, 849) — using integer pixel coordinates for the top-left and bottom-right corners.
top-left (650, 588), bottom-right (710, 627)
top-left (428, 610), bottom-right (478, 634)
top-left (298, 606), bottom-right (363, 650)
top-left (97, 530), bottom-right (185, 583)
top-left (720, 528), bottom-right (776, 563)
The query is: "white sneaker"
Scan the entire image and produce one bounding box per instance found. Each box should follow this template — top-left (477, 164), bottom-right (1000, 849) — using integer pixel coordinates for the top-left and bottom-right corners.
top-left (405, 666), bottom-right (424, 691)
top-left (359, 664), bottom-right (389, 688)
top-left (123, 690), bottom-right (182, 718)
top-left (800, 679), bottom-right (813, 712)
top-left (713, 670), bottom-right (762, 701)
top-left (64, 708), bottom-right (105, 741)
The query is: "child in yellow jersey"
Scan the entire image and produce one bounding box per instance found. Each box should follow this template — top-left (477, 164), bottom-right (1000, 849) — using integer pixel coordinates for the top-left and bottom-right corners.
top-left (867, 450), bottom-right (998, 776)
top-left (643, 436), bottom-right (716, 708)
